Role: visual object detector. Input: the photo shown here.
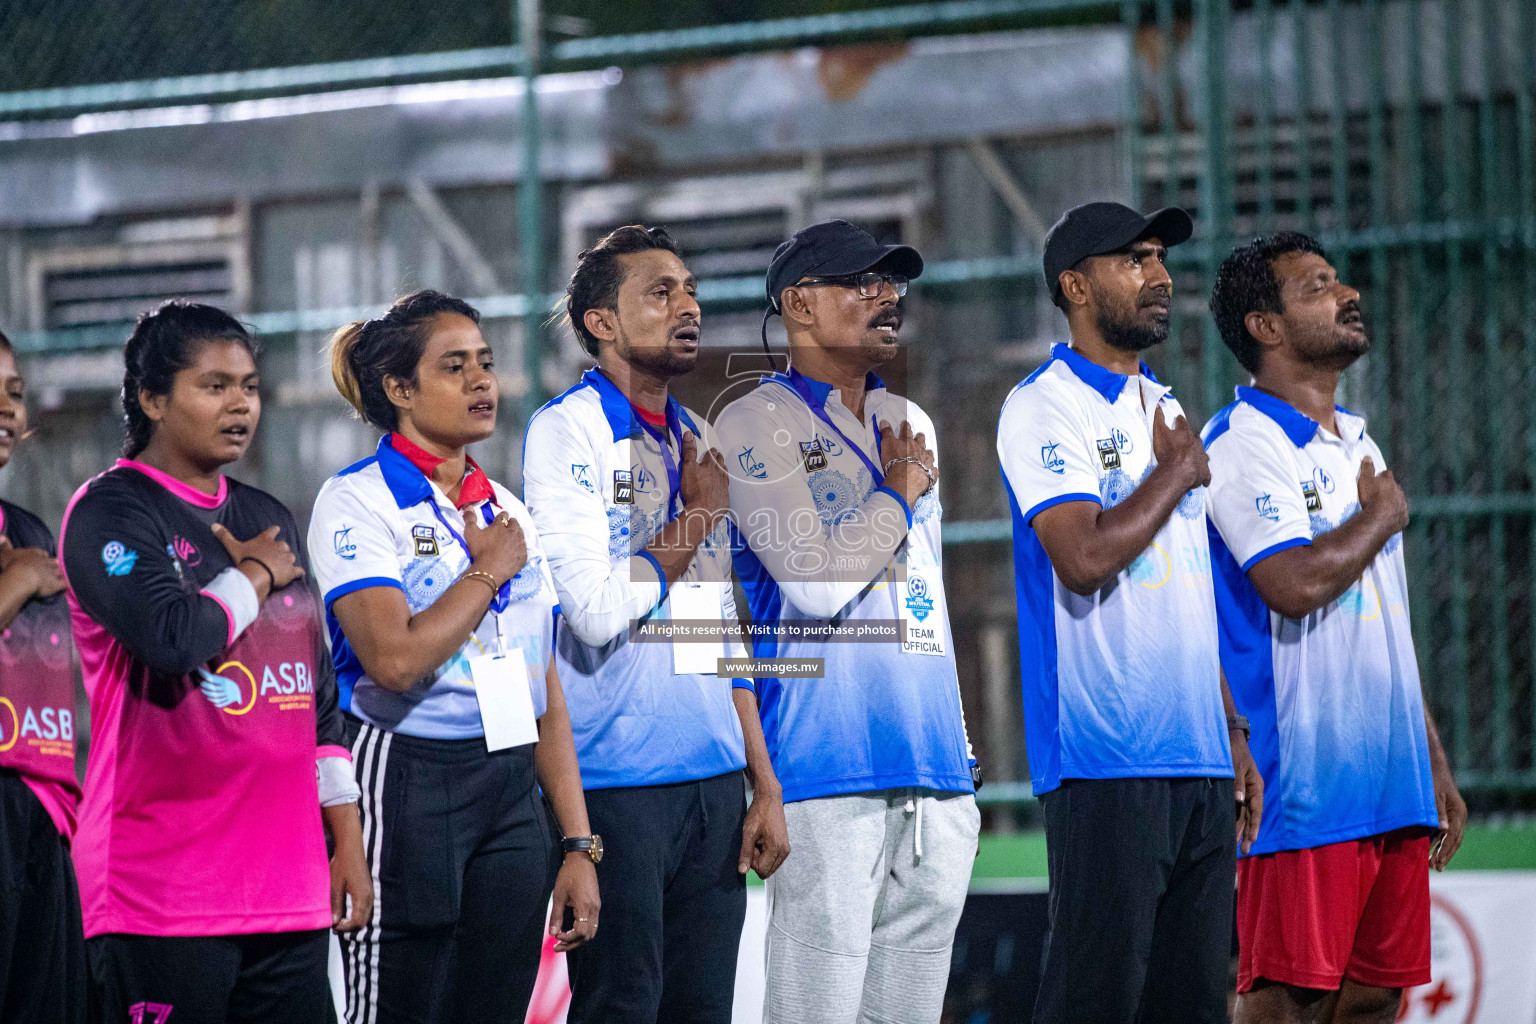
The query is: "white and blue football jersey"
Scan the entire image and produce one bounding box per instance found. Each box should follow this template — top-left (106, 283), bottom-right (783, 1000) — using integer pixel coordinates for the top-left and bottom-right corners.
top-left (308, 436), bottom-right (557, 740)
top-left (522, 368), bottom-right (747, 790)
top-left (997, 343), bottom-right (1231, 795)
top-left (1203, 387), bottom-right (1438, 854)
top-left (713, 368), bottom-right (974, 804)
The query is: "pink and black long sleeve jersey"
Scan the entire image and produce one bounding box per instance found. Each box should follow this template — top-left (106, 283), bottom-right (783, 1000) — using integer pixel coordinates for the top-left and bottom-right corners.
top-left (60, 459), bottom-right (352, 938)
top-left (0, 499), bottom-right (82, 839)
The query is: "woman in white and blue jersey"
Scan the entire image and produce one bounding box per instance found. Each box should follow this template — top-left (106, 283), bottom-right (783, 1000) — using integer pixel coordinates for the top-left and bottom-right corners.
top-left (309, 290), bottom-right (599, 1024)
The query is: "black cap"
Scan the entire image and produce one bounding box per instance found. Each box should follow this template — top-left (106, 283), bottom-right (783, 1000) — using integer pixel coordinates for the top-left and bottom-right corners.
top-left (1042, 203), bottom-right (1194, 306)
top-left (764, 220), bottom-right (923, 313)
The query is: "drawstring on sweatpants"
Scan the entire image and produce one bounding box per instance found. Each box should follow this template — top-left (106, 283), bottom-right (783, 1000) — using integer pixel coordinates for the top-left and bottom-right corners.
top-left (905, 793), bottom-right (924, 861)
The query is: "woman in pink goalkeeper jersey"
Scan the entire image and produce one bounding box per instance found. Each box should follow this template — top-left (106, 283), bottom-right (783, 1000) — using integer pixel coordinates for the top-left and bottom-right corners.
top-left (0, 329), bottom-right (86, 1024)
top-left (59, 301), bottom-right (372, 1024)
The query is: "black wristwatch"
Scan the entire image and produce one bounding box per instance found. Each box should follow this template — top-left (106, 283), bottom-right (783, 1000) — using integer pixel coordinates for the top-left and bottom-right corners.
top-left (1227, 714), bottom-right (1251, 738)
top-left (562, 835), bottom-right (604, 864)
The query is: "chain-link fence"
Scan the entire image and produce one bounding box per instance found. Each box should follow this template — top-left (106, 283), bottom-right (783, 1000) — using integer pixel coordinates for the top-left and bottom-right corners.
top-left (0, 0), bottom-right (1532, 800)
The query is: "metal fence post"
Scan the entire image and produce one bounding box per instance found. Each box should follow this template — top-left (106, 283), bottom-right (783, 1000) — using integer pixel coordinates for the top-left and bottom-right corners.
top-left (518, 0), bottom-right (545, 427)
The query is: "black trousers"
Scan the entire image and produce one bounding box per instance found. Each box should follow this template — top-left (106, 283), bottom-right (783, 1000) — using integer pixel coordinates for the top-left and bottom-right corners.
top-left (0, 771), bottom-right (86, 1024)
top-left (89, 930), bottom-right (329, 1024)
top-left (1032, 777), bottom-right (1236, 1024)
top-left (566, 770), bottom-right (748, 1024)
top-left (341, 717), bottom-right (558, 1024)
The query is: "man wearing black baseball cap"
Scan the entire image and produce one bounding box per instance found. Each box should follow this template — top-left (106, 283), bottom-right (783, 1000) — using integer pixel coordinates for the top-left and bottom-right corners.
top-left (996, 202), bottom-right (1263, 1023)
top-left (718, 219), bottom-right (980, 1024)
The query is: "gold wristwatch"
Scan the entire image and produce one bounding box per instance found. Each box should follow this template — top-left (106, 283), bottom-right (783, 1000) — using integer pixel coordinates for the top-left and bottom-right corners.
top-left (561, 835), bottom-right (603, 864)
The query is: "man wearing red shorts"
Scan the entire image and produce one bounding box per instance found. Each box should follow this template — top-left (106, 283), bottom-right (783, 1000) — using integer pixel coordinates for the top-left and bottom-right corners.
top-left (1203, 233), bottom-right (1467, 1022)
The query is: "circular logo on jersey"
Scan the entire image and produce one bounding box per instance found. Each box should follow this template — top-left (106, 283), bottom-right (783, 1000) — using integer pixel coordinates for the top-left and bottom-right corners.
top-left (1397, 893), bottom-right (1483, 1024)
top-left (199, 661), bottom-right (258, 716)
top-left (1111, 427), bottom-right (1133, 454)
top-left (1337, 579), bottom-right (1381, 620)
top-left (1128, 544), bottom-right (1172, 588)
top-left (1314, 465), bottom-right (1336, 494)
top-left (0, 697), bottom-right (17, 751)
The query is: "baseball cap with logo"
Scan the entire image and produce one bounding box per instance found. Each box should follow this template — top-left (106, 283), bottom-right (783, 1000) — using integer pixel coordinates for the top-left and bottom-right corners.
top-left (1042, 202), bottom-right (1193, 308)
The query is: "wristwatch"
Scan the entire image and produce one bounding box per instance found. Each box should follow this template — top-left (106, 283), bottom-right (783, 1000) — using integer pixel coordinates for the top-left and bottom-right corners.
top-left (1226, 714), bottom-right (1251, 738)
top-left (562, 835), bottom-right (604, 864)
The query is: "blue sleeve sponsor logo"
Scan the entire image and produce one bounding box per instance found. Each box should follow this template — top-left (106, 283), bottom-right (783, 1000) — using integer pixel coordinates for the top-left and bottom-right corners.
top-left (738, 446), bottom-right (767, 479)
top-left (1040, 442), bottom-right (1065, 475)
top-left (571, 463), bottom-right (594, 492)
top-left (1255, 494), bottom-right (1281, 522)
top-left (101, 541), bottom-right (138, 577)
top-left (333, 527), bottom-right (358, 560)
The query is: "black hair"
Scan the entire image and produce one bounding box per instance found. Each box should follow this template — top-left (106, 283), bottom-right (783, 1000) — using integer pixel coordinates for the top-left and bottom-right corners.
top-left (558, 225), bottom-right (681, 357)
top-left (0, 328), bottom-right (12, 353)
top-left (122, 300), bottom-right (258, 458)
top-left (329, 289), bottom-right (482, 432)
top-left (1209, 231), bottom-right (1329, 373)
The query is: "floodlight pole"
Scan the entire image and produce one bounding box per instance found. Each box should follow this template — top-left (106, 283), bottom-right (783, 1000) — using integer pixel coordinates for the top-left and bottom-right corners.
top-left (518, 0), bottom-right (544, 424)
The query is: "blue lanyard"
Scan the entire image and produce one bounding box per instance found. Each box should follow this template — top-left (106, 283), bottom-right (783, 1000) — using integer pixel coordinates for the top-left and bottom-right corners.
top-left (637, 415), bottom-right (684, 521)
top-left (429, 499), bottom-right (511, 614)
top-left (783, 373), bottom-right (885, 481)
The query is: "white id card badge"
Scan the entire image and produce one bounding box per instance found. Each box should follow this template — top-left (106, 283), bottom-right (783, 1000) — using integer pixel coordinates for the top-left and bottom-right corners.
top-left (470, 652), bottom-right (539, 751)
top-left (670, 581), bottom-right (723, 675)
top-left (899, 572), bottom-right (946, 657)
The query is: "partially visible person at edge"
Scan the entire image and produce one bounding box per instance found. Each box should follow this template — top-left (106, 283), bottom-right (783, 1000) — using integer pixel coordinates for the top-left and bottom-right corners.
top-left (1205, 233), bottom-right (1465, 1024)
top-left (996, 202), bottom-right (1263, 1024)
top-left (59, 301), bottom-right (371, 1024)
top-left (0, 328), bottom-right (85, 1024)
top-left (712, 219), bottom-right (980, 1024)
top-left (523, 226), bottom-right (789, 1024)
top-left (310, 290), bottom-right (599, 1024)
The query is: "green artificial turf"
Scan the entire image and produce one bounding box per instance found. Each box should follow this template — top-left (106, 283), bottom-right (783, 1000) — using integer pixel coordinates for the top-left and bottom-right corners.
top-left (743, 821), bottom-right (1536, 886)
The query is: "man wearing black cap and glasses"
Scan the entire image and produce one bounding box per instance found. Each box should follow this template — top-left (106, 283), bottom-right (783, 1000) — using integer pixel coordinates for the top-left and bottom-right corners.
top-left (715, 220), bottom-right (979, 1024)
top-left (995, 203), bottom-right (1263, 1023)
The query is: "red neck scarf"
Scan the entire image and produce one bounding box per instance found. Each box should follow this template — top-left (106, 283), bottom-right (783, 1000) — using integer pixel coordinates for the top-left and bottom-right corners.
top-left (630, 401), bottom-right (667, 429)
top-left (388, 433), bottom-right (496, 509)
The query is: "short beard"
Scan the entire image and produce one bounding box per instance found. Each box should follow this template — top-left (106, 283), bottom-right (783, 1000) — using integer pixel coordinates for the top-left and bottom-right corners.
top-left (1097, 304), bottom-right (1168, 353)
top-left (619, 327), bottom-right (696, 379)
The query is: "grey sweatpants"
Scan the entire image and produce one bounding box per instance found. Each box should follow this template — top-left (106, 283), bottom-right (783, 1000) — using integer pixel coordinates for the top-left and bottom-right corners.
top-left (763, 788), bottom-right (980, 1024)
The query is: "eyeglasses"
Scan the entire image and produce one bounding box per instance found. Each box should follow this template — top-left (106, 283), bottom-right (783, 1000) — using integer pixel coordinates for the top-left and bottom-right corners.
top-left (796, 271), bottom-right (908, 299)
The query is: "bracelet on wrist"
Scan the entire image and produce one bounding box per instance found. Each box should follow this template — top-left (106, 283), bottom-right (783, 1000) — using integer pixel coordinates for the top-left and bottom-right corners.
top-left (239, 556), bottom-right (276, 591)
top-left (461, 570), bottom-right (500, 597)
top-left (882, 455), bottom-right (936, 492)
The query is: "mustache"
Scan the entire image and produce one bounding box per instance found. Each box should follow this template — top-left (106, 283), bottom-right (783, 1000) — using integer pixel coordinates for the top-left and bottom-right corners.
top-left (869, 308), bottom-right (903, 330)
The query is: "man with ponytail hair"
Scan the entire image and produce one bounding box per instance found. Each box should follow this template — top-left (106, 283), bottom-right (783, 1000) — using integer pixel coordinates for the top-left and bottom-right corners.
top-left (524, 227), bottom-right (788, 1023)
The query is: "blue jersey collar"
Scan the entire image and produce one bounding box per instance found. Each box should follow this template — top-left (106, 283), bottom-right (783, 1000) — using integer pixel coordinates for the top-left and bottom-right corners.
top-left (581, 366), bottom-right (699, 442)
top-left (374, 434), bottom-right (435, 509)
top-left (767, 367), bottom-right (888, 410)
top-left (1235, 386), bottom-right (1366, 446)
top-left (1052, 343), bottom-right (1159, 404)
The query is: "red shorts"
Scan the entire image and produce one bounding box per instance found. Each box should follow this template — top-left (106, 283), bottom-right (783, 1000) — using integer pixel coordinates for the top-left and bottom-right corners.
top-left (1237, 827), bottom-right (1433, 993)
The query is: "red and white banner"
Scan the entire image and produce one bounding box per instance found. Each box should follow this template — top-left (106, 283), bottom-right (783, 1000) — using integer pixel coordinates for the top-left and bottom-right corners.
top-left (1398, 871), bottom-right (1536, 1024)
